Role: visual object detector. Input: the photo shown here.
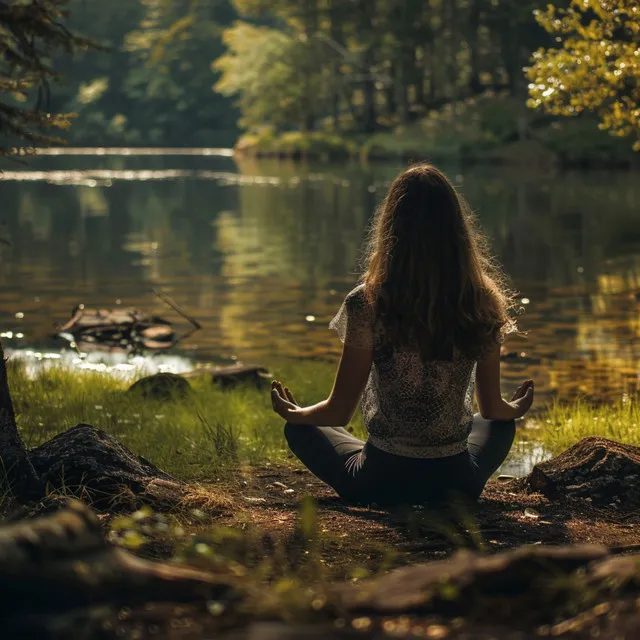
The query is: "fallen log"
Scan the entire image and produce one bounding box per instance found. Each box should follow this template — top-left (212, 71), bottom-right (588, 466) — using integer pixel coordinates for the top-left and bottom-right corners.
top-left (55, 290), bottom-right (201, 354)
top-left (0, 501), bottom-right (235, 622)
top-left (527, 437), bottom-right (640, 507)
top-left (336, 544), bottom-right (609, 616)
top-left (183, 364), bottom-right (273, 390)
top-left (3, 502), bottom-right (640, 638)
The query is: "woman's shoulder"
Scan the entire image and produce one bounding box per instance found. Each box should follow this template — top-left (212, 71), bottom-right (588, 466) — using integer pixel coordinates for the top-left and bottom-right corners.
top-left (344, 284), bottom-right (374, 314)
top-left (345, 283), bottom-right (366, 302)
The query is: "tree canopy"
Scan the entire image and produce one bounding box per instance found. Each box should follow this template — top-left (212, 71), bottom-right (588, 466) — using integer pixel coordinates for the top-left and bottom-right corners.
top-left (214, 0), bottom-right (551, 135)
top-left (2, 0), bottom-right (639, 154)
top-left (0, 0), bottom-right (91, 154)
top-left (527, 1), bottom-right (640, 150)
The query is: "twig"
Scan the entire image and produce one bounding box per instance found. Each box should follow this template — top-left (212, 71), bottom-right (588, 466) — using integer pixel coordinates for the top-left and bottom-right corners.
top-left (151, 288), bottom-right (201, 347)
top-left (152, 289), bottom-right (201, 330)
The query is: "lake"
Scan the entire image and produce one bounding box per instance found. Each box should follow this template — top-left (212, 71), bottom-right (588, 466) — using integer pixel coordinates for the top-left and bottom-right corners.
top-left (1, 150), bottom-right (639, 416)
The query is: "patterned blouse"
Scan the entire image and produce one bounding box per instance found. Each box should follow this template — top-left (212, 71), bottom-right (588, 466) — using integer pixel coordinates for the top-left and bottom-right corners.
top-left (330, 285), bottom-right (476, 458)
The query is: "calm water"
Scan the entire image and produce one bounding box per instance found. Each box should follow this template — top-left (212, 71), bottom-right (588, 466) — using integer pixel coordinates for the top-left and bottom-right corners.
top-left (0, 152), bottom-right (639, 413)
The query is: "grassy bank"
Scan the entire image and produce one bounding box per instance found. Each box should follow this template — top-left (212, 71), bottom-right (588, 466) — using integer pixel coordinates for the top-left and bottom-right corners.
top-left (536, 398), bottom-right (640, 454)
top-left (9, 359), bottom-right (639, 482)
top-left (8, 359), bottom-right (364, 481)
top-left (235, 94), bottom-right (638, 169)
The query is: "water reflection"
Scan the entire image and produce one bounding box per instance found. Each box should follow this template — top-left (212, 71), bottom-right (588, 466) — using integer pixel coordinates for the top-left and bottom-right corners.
top-left (0, 154), bottom-right (638, 405)
top-left (4, 347), bottom-right (194, 380)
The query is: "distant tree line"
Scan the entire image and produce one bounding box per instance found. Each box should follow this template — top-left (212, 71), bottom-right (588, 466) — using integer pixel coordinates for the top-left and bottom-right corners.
top-left (49, 0), bottom-right (239, 146)
top-left (216, 0), bottom-right (555, 135)
top-left (1, 0), bottom-right (637, 149)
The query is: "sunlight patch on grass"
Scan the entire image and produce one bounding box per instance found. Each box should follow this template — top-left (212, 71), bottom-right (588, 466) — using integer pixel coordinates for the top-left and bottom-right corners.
top-left (535, 397), bottom-right (640, 455)
top-left (8, 358), bottom-right (364, 480)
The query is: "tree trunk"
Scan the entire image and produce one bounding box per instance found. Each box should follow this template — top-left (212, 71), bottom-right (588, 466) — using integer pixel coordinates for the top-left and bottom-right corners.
top-left (0, 341), bottom-right (43, 500)
top-left (358, 0), bottom-right (376, 134)
top-left (361, 52), bottom-right (377, 133)
top-left (0, 340), bottom-right (183, 509)
top-left (28, 424), bottom-right (186, 509)
top-left (527, 437), bottom-right (640, 508)
top-left (468, 0), bottom-right (483, 94)
top-left (1, 501), bottom-right (233, 632)
top-left (328, 0), bottom-right (343, 131)
top-left (447, 0), bottom-right (459, 101)
top-left (386, 62), bottom-right (397, 118)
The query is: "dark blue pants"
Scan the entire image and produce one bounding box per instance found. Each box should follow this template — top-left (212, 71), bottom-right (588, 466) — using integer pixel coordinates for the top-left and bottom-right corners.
top-left (284, 415), bottom-right (515, 505)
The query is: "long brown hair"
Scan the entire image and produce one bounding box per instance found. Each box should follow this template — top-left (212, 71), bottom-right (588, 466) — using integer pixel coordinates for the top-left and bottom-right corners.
top-left (362, 163), bottom-right (516, 360)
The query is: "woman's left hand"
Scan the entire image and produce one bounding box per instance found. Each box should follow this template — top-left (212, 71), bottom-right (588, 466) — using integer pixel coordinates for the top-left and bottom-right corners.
top-left (271, 381), bottom-right (300, 421)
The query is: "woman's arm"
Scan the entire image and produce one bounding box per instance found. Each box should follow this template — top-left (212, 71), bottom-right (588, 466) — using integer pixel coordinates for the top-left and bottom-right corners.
top-left (475, 344), bottom-right (534, 420)
top-left (271, 343), bottom-right (373, 426)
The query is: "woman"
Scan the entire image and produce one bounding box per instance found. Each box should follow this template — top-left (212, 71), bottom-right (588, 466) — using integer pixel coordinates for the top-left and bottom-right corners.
top-left (271, 164), bottom-right (534, 506)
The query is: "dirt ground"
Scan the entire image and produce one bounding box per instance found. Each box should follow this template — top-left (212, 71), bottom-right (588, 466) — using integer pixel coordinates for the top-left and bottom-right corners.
top-left (174, 464), bottom-right (640, 580)
top-left (6, 464), bottom-right (640, 639)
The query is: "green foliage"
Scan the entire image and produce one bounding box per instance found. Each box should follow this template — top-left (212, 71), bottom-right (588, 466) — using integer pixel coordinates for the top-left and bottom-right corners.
top-left (361, 93), bottom-right (522, 160)
top-left (535, 397), bottom-right (640, 455)
top-left (0, 0), bottom-right (93, 154)
top-left (527, 0), bottom-right (640, 150)
top-left (536, 115), bottom-right (637, 167)
top-left (122, 0), bottom-right (238, 145)
top-left (47, 0), bottom-right (238, 146)
top-left (214, 22), bottom-right (328, 132)
top-left (214, 0), bottom-right (555, 140)
top-left (235, 129), bottom-right (358, 158)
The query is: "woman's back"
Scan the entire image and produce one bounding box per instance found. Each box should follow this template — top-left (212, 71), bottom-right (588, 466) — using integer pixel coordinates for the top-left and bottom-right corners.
top-left (272, 163), bottom-right (533, 506)
top-left (331, 285), bottom-right (477, 458)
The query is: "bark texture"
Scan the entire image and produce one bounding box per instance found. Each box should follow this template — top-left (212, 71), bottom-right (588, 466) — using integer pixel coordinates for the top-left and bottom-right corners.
top-left (28, 424), bottom-right (185, 508)
top-left (0, 342), bottom-right (43, 499)
top-left (527, 437), bottom-right (640, 507)
top-left (0, 501), bottom-right (233, 626)
top-left (2, 502), bottom-right (640, 638)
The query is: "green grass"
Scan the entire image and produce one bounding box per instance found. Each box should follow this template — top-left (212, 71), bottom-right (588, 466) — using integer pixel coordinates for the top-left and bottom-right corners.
top-left (8, 358), bottom-right (364, 481)
top-left (534, 397), bottom-right (640, 455)
top-left (8, 358), bottom-right (639, 484)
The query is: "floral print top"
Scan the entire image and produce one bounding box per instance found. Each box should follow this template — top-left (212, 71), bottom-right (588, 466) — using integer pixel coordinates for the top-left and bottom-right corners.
top-left (330, 285), bottom-right (476, 458)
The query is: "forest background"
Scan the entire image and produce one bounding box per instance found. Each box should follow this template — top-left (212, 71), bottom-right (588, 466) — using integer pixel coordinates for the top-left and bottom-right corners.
top-left (36, 0), bottom-right (638, 166)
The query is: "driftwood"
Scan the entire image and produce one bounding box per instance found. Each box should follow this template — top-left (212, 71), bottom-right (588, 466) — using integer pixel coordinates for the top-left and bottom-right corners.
top-left (0, 501), bottom-right (235, 631)
top-left (527, 437), bottom-right (640, 507)
top-left (3, 502), bottom-right (640, 638)
top-left (56, 306), bottom-right (177, 353)
top-left (55, 291), bottom-right (201, 354)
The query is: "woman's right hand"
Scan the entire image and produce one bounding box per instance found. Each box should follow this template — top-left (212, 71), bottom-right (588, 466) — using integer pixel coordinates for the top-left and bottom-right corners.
top-left (508, 379), bottom-right (534, 418)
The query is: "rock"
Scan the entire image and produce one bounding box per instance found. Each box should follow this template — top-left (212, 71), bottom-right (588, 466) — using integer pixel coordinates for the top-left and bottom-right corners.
top-left (128, 373), bottom-right (192, 400)
top-left (28, 424), bottom-right (184, 509)
top-left (527, 437), bottom-right (640, 507)
top-left (211, 364), bottom-right (272, 390)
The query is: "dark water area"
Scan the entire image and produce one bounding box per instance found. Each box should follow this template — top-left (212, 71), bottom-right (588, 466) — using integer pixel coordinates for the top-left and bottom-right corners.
top-left (0, 151), bottom-right (638, 412)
